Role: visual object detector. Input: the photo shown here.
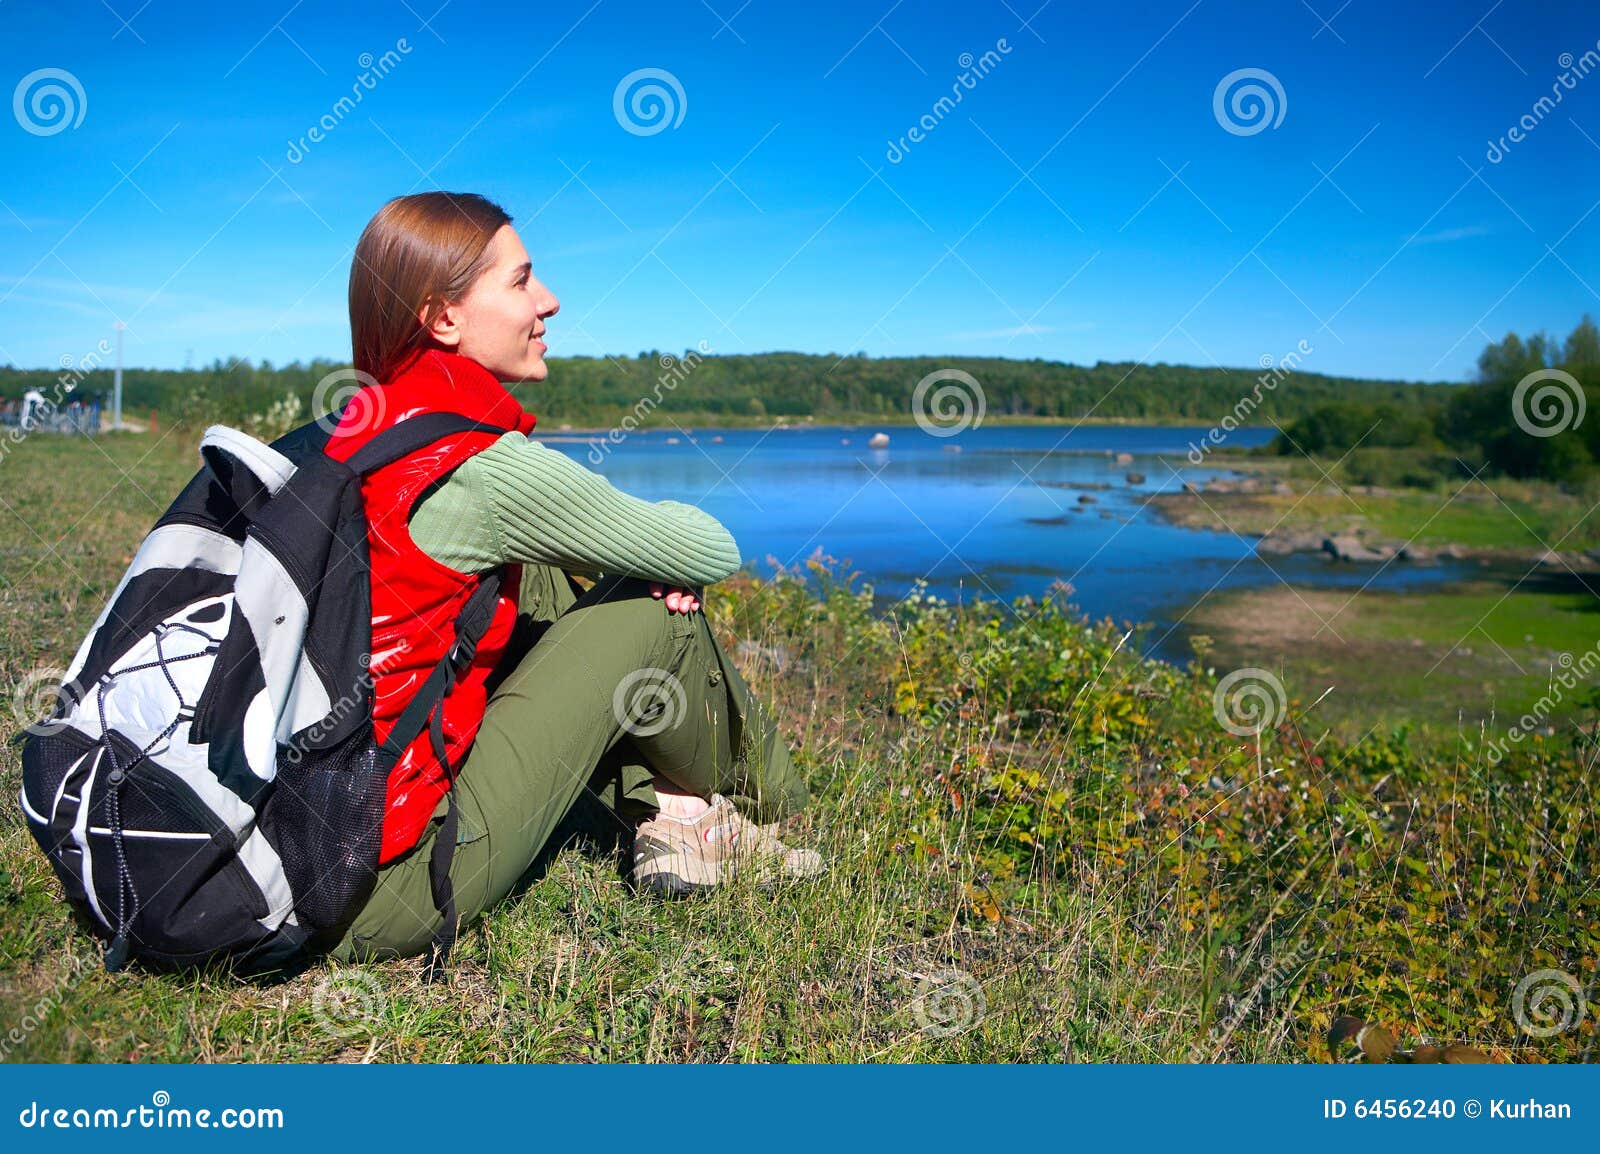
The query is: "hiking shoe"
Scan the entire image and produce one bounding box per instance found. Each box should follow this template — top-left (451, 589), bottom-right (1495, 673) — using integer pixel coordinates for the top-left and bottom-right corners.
top-left (630, 794), bottom-right (824, 898)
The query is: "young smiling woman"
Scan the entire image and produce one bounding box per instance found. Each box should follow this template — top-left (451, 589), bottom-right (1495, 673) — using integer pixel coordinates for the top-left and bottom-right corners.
top-left (327, 191), bottom-right (819, 963)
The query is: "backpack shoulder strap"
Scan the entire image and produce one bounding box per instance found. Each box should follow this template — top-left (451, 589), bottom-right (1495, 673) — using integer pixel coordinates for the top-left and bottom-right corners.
top-left (342, 412), bottom-right (511, 477)
top-left (374, 569), bottom-right (505, 770)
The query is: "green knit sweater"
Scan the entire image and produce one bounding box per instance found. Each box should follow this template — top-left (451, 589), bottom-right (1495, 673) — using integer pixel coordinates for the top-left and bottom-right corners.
top-left (407, 431), bottom-right (742, 586)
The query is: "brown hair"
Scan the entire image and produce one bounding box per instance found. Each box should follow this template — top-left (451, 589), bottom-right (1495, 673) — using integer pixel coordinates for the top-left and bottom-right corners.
top-left (348, 192), bottom-right (512, 383)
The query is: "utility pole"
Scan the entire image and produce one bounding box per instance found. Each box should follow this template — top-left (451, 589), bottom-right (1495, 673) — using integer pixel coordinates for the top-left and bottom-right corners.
top-left (113, 320), bottom-right (124, 431)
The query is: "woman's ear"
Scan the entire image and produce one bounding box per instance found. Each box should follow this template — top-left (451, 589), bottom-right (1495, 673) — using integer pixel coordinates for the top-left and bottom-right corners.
top-left (419, 295), bottom-right (462, 348)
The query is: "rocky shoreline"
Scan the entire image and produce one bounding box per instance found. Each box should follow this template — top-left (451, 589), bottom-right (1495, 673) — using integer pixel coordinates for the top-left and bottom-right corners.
top-left (1151, 474), bottom-right (1600, 574)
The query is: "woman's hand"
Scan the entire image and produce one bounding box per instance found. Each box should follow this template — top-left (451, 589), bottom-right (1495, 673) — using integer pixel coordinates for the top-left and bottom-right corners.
top-left (648, 581), bottom-right (701, 614)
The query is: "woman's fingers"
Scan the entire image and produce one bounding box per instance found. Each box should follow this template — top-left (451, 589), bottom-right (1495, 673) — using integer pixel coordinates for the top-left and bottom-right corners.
top-left (649, 581), bottom-right (700, 614)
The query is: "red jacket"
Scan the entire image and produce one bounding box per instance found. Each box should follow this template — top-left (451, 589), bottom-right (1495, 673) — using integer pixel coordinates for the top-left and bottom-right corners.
top-left (324, 348), bottom-right (537, 862)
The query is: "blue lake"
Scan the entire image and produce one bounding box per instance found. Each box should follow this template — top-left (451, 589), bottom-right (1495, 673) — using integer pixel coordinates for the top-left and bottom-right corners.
top-left (557, 423), bottom-right (1467, 661)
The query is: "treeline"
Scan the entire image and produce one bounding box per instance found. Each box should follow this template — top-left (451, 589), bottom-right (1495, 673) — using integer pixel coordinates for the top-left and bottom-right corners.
top-left (1273, 316), bottom-right (1600, 483)
top-left (0, 351), bottom-right (1450, 432)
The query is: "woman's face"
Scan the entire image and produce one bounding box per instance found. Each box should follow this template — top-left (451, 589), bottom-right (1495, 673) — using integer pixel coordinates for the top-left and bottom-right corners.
top-left (426, 223), bottom-right (559, 382)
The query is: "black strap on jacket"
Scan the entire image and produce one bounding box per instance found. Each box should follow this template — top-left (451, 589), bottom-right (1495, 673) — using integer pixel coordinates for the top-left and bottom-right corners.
top-left (423, 697), bottom-right (460, 981)
top-left (375, 571), bottom-right (506, 980)
top-left (341, 410), bottom-right (526, 978)
top-left (343, 412), bottom-right (509, 477)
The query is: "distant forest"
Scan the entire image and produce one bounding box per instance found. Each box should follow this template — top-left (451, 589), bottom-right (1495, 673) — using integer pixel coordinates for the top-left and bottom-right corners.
top-left (1272, 314), bottom-right (1599, 483)
top-left (1, 348), bottom-right (1453, 432)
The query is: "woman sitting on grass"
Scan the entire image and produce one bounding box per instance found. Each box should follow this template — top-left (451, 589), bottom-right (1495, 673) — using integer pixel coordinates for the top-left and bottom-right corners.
top-left (328, 191), bottom-right (820, 963)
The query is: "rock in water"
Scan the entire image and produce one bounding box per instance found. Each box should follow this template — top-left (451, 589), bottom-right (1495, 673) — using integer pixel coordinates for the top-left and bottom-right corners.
top-left (869, 432), bottom-right (890, 448)
top-left (1322, 535), bottom-right (1393, 562)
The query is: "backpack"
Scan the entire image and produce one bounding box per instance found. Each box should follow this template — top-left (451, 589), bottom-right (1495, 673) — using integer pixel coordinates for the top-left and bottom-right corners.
top-left (16, 409), bottom-right (509, 977)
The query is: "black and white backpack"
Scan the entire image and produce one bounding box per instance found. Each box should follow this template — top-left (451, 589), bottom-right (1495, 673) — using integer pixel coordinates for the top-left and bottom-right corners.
top-left (16, 410), bottom-right (508, 976)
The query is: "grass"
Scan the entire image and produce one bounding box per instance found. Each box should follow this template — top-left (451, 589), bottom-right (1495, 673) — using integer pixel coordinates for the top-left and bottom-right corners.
top-left (1, 430), bottom-right (1597, 1063)
top-left (1150, 449), bottom-right (1600, 736)
top-left (1180, 577), bottom-right (1600, 736)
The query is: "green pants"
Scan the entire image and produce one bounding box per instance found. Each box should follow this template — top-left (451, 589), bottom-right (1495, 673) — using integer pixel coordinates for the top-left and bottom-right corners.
top-left (331, 564), bottom-right (809, 961)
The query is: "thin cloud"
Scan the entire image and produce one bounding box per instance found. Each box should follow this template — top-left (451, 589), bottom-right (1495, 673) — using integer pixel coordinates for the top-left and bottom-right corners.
top-left (1407, 224), bottom-right (1490, 246)
top-left (950, 324), bottom-right (1054, 341)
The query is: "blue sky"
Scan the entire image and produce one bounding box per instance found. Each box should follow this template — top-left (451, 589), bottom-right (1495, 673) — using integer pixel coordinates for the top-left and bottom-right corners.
top-left (1, 0), bottom-right (1595, 382)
